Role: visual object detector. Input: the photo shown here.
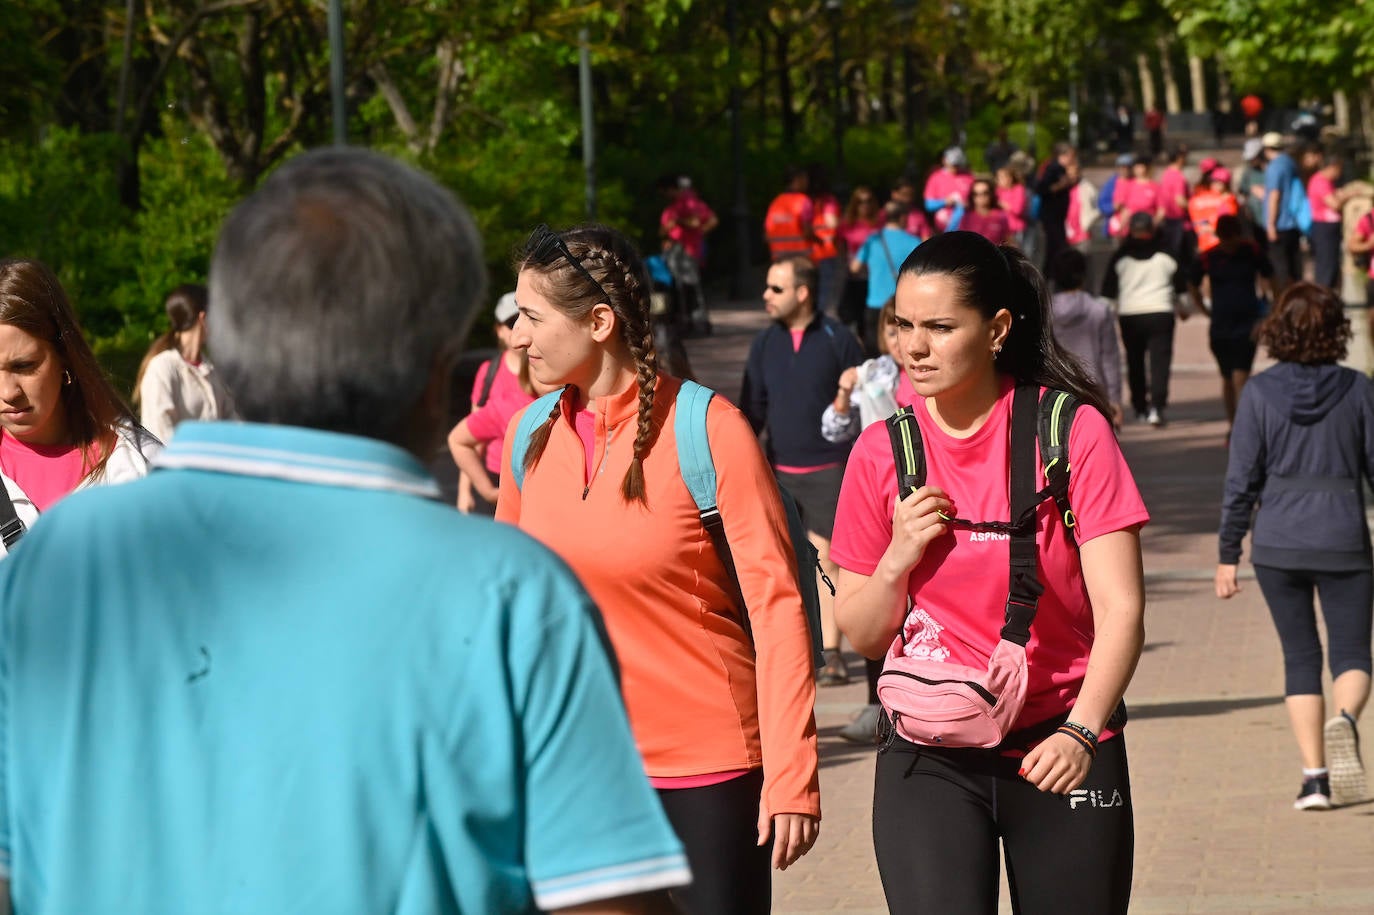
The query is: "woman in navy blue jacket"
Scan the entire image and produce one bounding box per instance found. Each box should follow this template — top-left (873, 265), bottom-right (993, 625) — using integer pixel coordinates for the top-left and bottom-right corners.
top-left (1216, 281), bottom-right (1372, 811)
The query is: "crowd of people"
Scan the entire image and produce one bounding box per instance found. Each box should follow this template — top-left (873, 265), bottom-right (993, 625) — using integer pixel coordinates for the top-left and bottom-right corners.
top-left (0, 120), bottom-right (1369, 912)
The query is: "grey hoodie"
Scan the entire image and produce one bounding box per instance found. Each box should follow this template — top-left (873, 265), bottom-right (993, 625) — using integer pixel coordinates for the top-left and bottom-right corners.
top-left (1051, 290), bottom-right (1122, 406)
top-left (1220, 362), bottom-right (1374, 569)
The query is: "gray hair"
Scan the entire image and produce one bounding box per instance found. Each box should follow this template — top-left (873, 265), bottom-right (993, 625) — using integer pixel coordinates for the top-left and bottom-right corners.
top-left (209, 147), bottom-right (486, 448)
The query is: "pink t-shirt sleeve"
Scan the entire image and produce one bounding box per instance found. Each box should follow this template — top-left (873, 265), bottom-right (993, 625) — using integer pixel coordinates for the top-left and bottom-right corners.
top-left (464, 399), bottom-right (506, 443)
top-left (831, 422), bottom-right (901, 576)
top-left (1062, 404), bottom-right (1150, 542)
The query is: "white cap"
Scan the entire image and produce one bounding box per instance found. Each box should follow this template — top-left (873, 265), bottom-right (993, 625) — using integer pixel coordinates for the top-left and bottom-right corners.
top-left (493, 291), bottom-right (518, 325)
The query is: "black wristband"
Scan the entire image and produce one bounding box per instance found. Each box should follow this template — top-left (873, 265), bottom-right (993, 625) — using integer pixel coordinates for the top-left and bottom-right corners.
top-left (1057, 722), bottom-right (1098, 757)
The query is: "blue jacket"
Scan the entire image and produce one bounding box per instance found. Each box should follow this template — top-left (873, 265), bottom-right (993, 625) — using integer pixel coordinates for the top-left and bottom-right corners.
top-left (740, 313), bottom-right (864, 467)
top-left (1220, 362), bottom-right (1374, 570)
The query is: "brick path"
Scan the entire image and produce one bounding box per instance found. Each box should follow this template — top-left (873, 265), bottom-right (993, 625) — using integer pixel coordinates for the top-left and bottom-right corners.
top-left (685, 259), bottom-right (1374, 913)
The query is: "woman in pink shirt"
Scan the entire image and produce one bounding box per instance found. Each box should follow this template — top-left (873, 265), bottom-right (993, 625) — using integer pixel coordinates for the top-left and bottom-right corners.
top-left (0, 258), bottom-right (159, 557)
top-left (839, 186), bottom-right (884, 334)
top-left (956, 178), bottom-right (1011, 246)
top-left (995, 166), bottom-right (1029, 241)
top-left (1305, 148), bottom-right (1345, 290)
top-left (447, 293), bottom-right (550, 515)
top-left (830, 231), bottom-right (1147, 912)
top-left (1112, 157), bottom-right (1163, 237)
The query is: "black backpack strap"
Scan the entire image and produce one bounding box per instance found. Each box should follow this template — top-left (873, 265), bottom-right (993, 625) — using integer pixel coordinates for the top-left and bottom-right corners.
top-left (1002, 384), bottom-right (1044, 646)
top-left (886, 406), bottom-right (925, 499)
top-left (0, 487), bottom-right (27, 550)
top-left (1037, 389), bottom-right (1082, 542)
top-left (475, 357), bottom-right (501, 408)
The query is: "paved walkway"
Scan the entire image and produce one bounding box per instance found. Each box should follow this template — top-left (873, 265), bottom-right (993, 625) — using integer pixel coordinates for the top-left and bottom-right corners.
top-left (685, 257), bottom-right (1374, 912)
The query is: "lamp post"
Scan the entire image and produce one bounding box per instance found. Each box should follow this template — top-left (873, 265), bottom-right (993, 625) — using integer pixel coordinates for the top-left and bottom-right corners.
top-left (327, 0), bottom-right (346, 144)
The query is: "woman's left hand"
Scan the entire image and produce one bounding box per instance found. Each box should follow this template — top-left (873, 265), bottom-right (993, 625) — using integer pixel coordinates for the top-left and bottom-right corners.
top-left (1019, 732), bottom-right (1093, 795)
top-left (758, 811), bottom-right (819, 870)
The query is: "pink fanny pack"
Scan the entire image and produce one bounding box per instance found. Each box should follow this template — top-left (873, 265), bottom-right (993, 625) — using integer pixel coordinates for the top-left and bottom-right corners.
top-left (877, 632), bottom-right (1030, 748)
top-left (877, 385), bottom-right (1062, 749)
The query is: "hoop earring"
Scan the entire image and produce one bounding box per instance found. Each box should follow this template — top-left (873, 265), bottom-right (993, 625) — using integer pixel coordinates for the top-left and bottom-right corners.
top-left (63, 370), bottom-right (72, 386)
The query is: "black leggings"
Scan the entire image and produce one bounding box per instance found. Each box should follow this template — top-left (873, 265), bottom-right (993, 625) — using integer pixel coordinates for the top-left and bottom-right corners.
top-left (873, 733), bottom-right (1133, 914)
top-left (1253, 565), bottom-right (1374, 696)
top-left (656, 768), bottom-right (771, 915)
top-left (1118, 313), bottom-right (1175, 414)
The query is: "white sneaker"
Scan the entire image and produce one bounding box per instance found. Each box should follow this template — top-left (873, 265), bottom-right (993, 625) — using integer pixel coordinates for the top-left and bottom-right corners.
top-left (1147, 407), bottom-right (1163, 427)
top-left (1325, 712), bottom-right (1367, 806)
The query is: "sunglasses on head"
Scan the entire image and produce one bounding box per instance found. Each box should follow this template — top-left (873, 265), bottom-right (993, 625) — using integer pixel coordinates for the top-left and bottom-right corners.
top-left (524, 224), bottom-right (613, 304)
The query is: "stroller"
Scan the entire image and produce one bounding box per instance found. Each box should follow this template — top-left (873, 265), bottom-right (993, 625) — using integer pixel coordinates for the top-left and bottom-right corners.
top-left (645, 250), bottom-right (697, 380)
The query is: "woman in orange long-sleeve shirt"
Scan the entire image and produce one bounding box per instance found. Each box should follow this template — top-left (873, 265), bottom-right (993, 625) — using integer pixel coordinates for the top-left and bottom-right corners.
top-left (496, 224), bottom-right (820, 915)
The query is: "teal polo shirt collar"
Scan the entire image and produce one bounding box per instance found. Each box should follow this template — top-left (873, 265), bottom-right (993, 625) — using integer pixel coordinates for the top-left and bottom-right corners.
top-left (154, 421), bottom-right (441, 499)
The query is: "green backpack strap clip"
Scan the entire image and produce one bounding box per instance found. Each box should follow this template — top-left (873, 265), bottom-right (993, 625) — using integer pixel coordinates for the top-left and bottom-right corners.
top-left (884, 406), bottom-right (925, 500)
top-left (1036, 389), bottom-right (1082, 539)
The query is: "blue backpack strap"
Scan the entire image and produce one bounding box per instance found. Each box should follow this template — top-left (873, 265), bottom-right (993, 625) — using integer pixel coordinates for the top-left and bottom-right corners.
top-left (510, 387), bottom-right (567, 491)
top-left (674, 379), bottom-right (719, 513)
top-left (675, 379), bottom-right (825, 667)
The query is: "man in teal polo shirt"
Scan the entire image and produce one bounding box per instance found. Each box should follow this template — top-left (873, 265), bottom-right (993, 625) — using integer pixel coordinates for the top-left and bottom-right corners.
top-left (0, 149), bottom-right (688, 913)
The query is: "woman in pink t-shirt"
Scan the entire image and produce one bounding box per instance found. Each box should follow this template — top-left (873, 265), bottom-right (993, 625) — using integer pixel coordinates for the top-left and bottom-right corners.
top-left (1112, 157), bottom-right (1163, 238)
top-left (1305, 150), bottom-right (1345, 290)
top-left (994, 166), bottom-right (1029, 242)
top-left (447, 293), bottom-right (549, 515)
top-left (839, 187), bottom-right (884, 336)
top-left (830, 231), bottom-right (1147, 912)
top-left (956, 178), bottom-right (1011, 246)
top-left (0, 259), bottom-right (159, 557)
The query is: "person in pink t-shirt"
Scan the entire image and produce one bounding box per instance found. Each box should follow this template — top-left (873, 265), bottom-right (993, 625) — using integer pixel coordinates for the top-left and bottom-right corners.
top-left (995, 166), bottom-right (1029, 239)
top-left (659, 177), bottom-right (718, 263)
top-left (830, 231), bottom-right (1147, 913)
top-left (0, 259), bottom-right (160, 557)
top-left (839, 186), bottom-right (884, 335)
top-left (1157, 145), bottom-right (1191, 261)
top-left (1113, 157), bottom-right (1164, 238)
top-left (447, 293), bottom-right (550, 515)
top-left (955, 178), bottom-right (1011, 246)
top-left (1303, 147), bottom-right (1346, 290)
top-left (924, 147), bottom-right (975, 232)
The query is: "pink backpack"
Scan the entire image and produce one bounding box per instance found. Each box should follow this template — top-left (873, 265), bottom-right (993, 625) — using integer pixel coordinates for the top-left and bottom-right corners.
top-left (875, 385), bottom-right (1074, 748)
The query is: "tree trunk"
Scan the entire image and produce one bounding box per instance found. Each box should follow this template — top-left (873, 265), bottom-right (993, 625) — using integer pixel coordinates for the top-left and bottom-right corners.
top-left (1215, 59), bottom-right (1232, 115)
top-left (1333, 89), bottom-right (1349, 134)
top-left (1118, 67), bottom-right (1137, 110)
top-left (1135, 54), bottom-right (1156, 112)
top-left (1157, 37), bottom-right (1181, 114)
top-left (1187, 54), bottom-right (1207, 113)
top-left (1355, 89), bottom-right (1374, 160)
top-left (775, 27), bottom-right (797, 147)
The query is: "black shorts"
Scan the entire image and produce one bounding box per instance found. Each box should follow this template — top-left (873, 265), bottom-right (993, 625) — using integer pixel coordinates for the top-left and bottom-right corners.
top-left (1210, 336), bottom-right (1258, 375)
top-left (775, 464), bottom-right (845, 540)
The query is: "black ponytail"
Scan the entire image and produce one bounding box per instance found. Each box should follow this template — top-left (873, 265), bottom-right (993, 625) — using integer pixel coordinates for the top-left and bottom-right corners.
top-left (899, 231), bottom-right (1114, 420)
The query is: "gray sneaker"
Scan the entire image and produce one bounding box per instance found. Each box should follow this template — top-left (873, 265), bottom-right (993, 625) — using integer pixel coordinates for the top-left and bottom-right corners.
top-left (838, 704), bottom-right (883, 744)
top-left (1325, 711), bottom-right (1367, 806)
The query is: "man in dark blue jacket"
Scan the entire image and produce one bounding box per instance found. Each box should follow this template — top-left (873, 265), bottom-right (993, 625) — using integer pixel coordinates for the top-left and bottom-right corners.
top-left (741, 255), bottom-right (864, 685)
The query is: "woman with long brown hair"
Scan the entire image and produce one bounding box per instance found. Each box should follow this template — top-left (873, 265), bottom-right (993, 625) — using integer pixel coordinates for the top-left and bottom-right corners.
top-left (495, 224), bottom-right (820, 915)
top-left (134, 284), bottom-right (235, 443)
top-left (0, 258), bottom-right (159, 554)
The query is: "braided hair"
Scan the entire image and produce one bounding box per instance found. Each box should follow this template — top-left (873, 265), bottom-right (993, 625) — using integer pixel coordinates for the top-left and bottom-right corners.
top-left (517, 225), bottom-right (661, 504)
